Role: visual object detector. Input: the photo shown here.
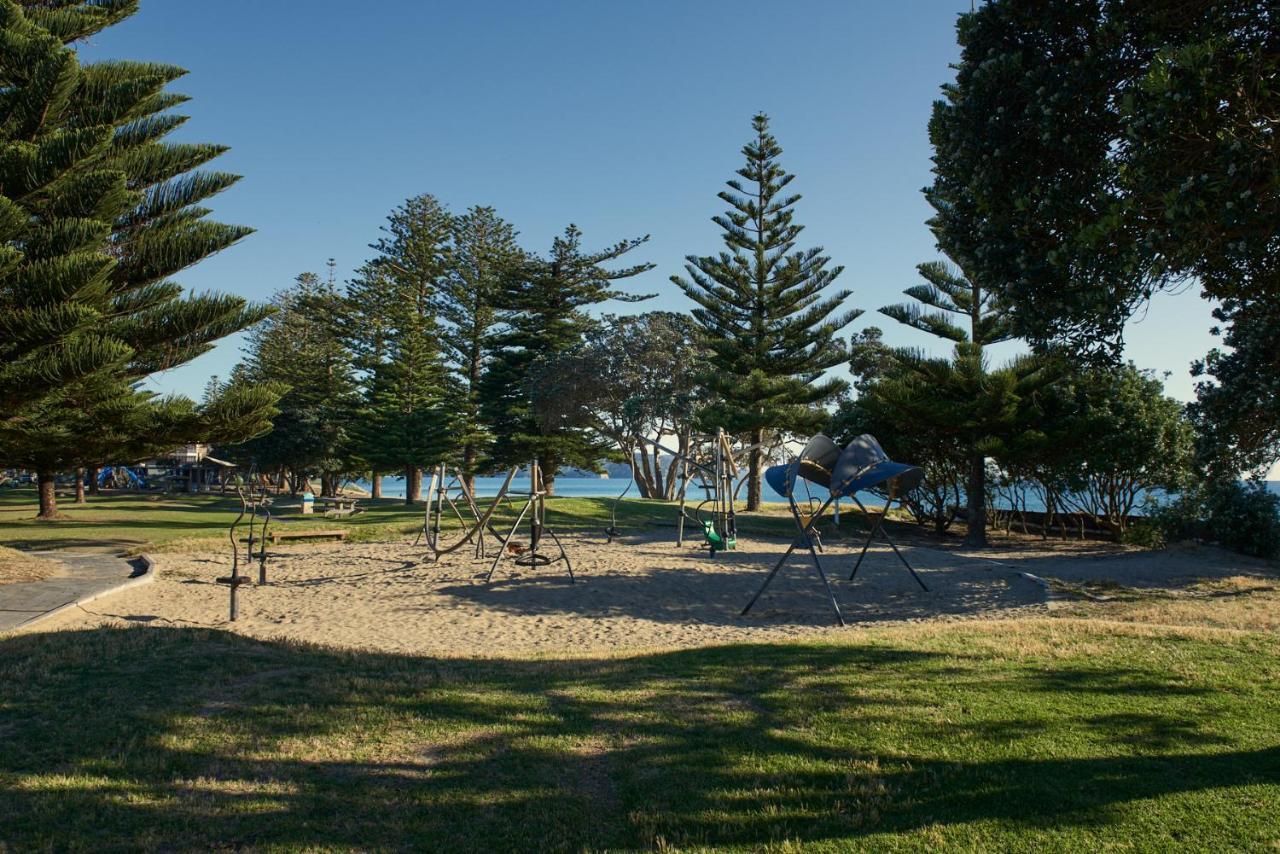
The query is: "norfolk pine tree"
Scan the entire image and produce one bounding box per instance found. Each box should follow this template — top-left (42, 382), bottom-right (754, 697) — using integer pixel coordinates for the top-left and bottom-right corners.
top-left (480, 225), bottom-right (652, 494)
top-left (675, 114), bottom-right (858, 510)
top-left (433, 206), bottom-right (522, 492)
top-left (874, 254), bottom-right (1050, 547)
top-left (357, 195), bottom-right (457, 503)
top-left (0, 1), bottom-right (278, 518)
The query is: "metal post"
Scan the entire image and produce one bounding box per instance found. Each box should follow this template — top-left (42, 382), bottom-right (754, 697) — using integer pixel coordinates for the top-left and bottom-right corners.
top-left (741, 493), bottom-right (844, 625)
top-left (848, 496), bottom-right (928, 591)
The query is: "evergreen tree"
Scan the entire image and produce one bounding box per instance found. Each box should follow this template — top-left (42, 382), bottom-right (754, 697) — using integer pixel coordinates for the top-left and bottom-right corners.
top-left (230, 268), bottom-right (360, 495)
top-left (433, 206), bottom-right (522, 491)
top-left (356, 195), bottom-right (457, 503)
top-left (0, 1), bottom-right (278, 518)
top-left (874, 255), bottom-right (1049, 546)
top-left (932, 0), bottom-right (1277, 473)
top-left (674, 114), bottom-right (858, 510)
top-left (480, 225), bottom-right (652, 494)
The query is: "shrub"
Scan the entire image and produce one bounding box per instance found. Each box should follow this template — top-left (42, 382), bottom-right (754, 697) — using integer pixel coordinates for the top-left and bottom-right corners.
top-left (1145, 480), bottom-right (1280, 559)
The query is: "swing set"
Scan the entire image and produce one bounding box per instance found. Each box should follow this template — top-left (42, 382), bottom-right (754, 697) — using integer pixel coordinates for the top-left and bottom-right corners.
top-left (608, 428), bottom-right (761, 557)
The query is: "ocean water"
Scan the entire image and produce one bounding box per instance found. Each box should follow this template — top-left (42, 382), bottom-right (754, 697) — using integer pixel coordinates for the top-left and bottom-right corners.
top-left (362, 475), bottom-right (1280, 514)
top-left (363, 474), bottom-right (920, 511)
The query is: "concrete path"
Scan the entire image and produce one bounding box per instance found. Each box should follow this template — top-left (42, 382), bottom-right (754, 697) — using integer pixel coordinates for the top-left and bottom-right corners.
top-left (0, 552), bottom-right (153, 632)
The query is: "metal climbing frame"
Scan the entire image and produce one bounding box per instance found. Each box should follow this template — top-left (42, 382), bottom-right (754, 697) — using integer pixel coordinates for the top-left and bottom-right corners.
top-left (417, 464), bottom-right (518, 562)
top-left (484, 460), bottom-right (574, 584)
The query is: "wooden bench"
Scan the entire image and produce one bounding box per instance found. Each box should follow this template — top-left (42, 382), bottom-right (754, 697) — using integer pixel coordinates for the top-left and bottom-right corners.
top-left (244, 529), bottom-right (348, 544)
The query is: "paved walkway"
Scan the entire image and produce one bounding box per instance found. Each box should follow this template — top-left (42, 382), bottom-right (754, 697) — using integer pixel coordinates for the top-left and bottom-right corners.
top-left (0, 552), bottom-right (150, 632)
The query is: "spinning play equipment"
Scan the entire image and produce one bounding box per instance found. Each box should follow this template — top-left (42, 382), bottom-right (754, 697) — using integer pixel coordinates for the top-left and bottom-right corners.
top-left (741, 433), bottom-right (928, 625)
top-left (485, 460), bottom-right (574, 584)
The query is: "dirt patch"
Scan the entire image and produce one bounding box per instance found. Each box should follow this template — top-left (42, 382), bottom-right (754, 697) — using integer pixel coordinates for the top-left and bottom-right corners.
top-left (0, 547), bottom-right (64, 585)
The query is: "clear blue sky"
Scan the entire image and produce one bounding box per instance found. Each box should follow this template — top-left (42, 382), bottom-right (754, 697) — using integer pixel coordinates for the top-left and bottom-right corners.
top-left (80, 0), bottom-right (1218, 404)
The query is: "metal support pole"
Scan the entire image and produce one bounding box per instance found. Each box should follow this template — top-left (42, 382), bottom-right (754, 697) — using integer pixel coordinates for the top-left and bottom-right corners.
top-left (848, 496), bottom-right (928, 591)
top-left (741, 493), bottom-right (844, 625)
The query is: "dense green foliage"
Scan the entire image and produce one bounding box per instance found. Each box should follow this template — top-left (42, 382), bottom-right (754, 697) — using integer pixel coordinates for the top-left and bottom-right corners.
top-left (931, 0), bottom-right (1278, 472)
top-left (1142, 478), bottom-right (1280, 559)
top-left (229, 267), bottom-right (357, 495)
top-left (675, 114), bottom-right (857, 510)
top-left (354, 195), bottom-right (458, 501)
top-left (1041, 365), bottom-right (1196, 534)
top-left (0, 0), bottom-right (278, 517)
top-left (480, 225), bottom-right (652, 491)
top-left (527, 312), bottom-right (707, 499)
top-left (873, 255), bottom-right (1048, 546)
top-left (434, 206), bottom-right (523, 487)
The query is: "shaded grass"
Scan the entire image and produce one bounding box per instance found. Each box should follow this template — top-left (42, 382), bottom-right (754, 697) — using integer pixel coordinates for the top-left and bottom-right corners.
top-left (0, 620), bottom-right (1277, 850)
top-left (0, 487), bottom-right (882, 555)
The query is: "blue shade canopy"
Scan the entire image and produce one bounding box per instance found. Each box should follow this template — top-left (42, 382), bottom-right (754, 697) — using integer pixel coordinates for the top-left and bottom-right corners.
top-left (768, 434), bottom-right (923, 499)
top-left (831, 434), bottom-right (923, 497)
top-left (764, 462), bottom-right (791, 497)
top-left (766, 434), bottom-right (841, 498)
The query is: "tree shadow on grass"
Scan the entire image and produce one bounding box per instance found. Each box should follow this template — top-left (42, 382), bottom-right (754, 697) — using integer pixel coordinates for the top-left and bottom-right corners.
top-left (0, 627), bottom-right (1276, 850)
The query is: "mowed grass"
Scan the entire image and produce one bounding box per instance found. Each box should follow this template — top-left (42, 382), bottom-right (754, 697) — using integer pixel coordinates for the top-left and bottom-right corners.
top-left (0, 486), bottom-right (860, 555)
top-left (1, 620), bottom-right (1277, 850)
top-left (5, 488), bottom-right (1277, 849)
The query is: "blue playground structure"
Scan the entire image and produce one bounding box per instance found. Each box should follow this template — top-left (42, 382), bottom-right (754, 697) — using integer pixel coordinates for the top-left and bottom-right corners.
top-left (742, 433), bottom-right (928, 626)
top-left (96, 466), bottom-right (148, 489)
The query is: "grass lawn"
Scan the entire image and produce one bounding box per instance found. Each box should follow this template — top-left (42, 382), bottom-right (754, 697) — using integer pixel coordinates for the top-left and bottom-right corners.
top-left (0, 486), bottom-right (851, 555)
top-left (3, 488), bottom-right (1277, 849)
top-left (1, 620), bottom-right (1277, 850)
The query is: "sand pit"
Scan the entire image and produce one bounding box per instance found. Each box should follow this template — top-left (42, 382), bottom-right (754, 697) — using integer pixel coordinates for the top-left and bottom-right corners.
top-left (38, 531), bottom-right (1046, 655)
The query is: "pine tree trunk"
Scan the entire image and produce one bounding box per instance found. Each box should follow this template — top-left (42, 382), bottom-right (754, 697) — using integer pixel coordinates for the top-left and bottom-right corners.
top-left (404, 467), bottom-right (420, 504)
top-left (88, 466), bottom-right (100, 495)
top-left (74, 468), bottom-right (86, 504)
top-left (746, 428), bottom-right (764, 511)
top-left (539, 457), bottom-right (557, 498)
top-left (370, 471), bottom-right (382, 499)
top-left (462, 446), bottom-right (477, 496)
top-left (36, 471), bottom-right (59, 520)
top-left (963, 451), bottom-right (987, 548)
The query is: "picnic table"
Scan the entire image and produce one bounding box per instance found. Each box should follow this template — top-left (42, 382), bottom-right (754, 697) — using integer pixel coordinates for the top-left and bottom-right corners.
top-left (316, 495), bottom-right (363, 519)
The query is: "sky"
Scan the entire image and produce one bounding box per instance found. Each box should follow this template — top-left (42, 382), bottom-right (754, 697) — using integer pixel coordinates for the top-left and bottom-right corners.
top-left (79, 0), bottom-right (1220, 405)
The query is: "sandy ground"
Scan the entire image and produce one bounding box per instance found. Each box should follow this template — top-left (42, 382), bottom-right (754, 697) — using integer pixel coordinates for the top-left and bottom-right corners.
top-left (34, 529), bottom-right (1275, 656)
top-left (0, 546), bottom-right (64, 585)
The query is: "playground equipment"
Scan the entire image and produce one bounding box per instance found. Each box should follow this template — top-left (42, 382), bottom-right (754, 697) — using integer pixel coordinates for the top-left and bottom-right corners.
top-left (611, 429), bottom-right (757, 557)
top-left (97, 466), bottom-right (147, 490)
top-left (417, 464), bottom-right (519, 562)
top-left (485, 460), bottom-right (573, 584)
top-left (741, 433), bottom-right (927, 625)
top-left (216, 478), bottom-right (272, 621)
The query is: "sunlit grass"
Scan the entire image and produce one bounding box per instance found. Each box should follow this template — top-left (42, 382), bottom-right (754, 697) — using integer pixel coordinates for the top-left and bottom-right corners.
top-left (1, 619), bottom-right (1277, 850)
top-left (0, 487), bottom-right (881, 555)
